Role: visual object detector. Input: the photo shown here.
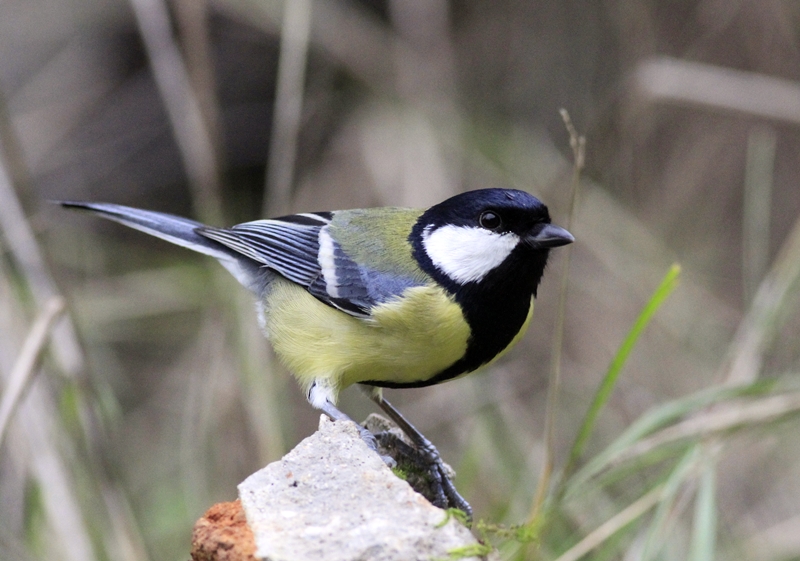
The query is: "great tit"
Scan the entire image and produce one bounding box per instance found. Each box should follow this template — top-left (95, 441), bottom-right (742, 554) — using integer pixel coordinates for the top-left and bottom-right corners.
top-left (61, 188), bottom-right (573, 515)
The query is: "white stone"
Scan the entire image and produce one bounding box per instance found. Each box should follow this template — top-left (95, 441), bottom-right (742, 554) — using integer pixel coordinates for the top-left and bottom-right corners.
top-left (238, 416), bottom-right (487, 561)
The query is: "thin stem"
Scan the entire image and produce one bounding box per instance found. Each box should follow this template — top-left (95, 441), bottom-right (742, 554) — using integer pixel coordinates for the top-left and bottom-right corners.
top-left (262, 0), bottom-right (312, 217)
top-left (529, 109), bottom-right (584, 523)
top-left (0, 133), bottom-right (83, 375)
top-left (0, 297), bottom-right (65, 449)
top-left (129, 0), bottom-right (223, 224)
top-left (553, 484), bottom-right (665, 561)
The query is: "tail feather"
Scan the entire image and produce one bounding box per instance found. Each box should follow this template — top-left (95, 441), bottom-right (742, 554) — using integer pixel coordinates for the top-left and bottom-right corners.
top-left (59, 201), bottom-right (265, 291)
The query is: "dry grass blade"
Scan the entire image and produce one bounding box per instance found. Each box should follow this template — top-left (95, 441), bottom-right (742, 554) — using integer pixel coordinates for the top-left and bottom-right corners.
top-left (214, 0), bottom-right (395, 95)
top-left (635, 57), bottom-right (800, 125)
top-left (553, 484), bottom-right (665, 561)
top-left (128, 0), bottom-right (222, 224)
top-left (0, 136), bottom-right (82, 375)
top-left (175, 0), bottom-right (224, 165)
top-left (563, 382), bottom-right (769, 502)
top-left (606, 391), bottom-right (800, 470)
top-left (0, 296), bottom-right (65, 448)
top-left (262, 0), bottom-right (312, 217)
top-left (721, 209), bottom-right (800, 385)
top-left (0, 295), bottom-right (97, 561)
top-left (742, 127), bottom-right (776, 305)
top-left (13, 388), bottom-right (99, 561)
top-left (529, 108), bottom-right (583, 523)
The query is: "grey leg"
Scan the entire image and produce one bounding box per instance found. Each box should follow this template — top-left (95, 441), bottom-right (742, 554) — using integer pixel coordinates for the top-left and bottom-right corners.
top-left (365, 389), bottom-right (473, 520)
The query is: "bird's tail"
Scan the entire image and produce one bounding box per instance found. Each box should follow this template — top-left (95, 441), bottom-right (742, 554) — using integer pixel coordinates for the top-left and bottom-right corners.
top-left (59, 201), bottom-right (264, 291)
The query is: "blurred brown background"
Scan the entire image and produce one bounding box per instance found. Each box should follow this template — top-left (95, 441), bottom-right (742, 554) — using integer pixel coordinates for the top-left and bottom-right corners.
top-left (1, 1), bottom-right (800, 560)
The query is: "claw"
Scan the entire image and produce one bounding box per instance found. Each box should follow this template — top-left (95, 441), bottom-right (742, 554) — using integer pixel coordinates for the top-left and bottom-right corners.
top-left (363, 389), bottom-right (473, 522)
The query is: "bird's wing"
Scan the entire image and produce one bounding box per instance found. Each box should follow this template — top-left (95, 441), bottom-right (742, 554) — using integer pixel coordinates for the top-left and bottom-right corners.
top-left (198, 211), bottom-right (424, 318)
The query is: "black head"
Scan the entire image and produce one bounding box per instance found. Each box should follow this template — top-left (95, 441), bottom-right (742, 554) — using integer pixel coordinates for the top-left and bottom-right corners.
top-left (410, 188), bottom-right (573, 294)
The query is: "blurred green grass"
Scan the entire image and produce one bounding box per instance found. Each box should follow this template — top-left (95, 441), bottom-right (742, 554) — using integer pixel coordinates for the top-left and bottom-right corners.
top-left (2, 1), bottom-right (800, 560)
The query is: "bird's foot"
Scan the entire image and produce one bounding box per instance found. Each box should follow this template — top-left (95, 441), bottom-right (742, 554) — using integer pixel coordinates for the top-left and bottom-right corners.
top-left (363, 413), bottom-right (473, 523)
top-left (415, 440), bottom-right (472, 519)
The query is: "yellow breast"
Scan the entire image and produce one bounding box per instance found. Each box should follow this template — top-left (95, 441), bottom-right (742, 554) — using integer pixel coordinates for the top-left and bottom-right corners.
top-left (261, 278), bottom-right (472, 399)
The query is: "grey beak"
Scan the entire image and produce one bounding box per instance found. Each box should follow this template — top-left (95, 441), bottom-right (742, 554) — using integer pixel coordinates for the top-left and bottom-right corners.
top-left (526, 223), bottom-right (574, 248)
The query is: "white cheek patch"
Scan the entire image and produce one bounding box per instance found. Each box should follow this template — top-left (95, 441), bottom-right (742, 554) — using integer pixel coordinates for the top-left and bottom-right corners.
top-left (318, 227), bottom-right (339, 298)
top-left (422, 225), bottom-right (520, 283)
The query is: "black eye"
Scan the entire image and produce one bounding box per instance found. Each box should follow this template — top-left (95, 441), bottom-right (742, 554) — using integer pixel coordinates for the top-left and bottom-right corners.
top-left (479, 211), bottom-right (502, 230)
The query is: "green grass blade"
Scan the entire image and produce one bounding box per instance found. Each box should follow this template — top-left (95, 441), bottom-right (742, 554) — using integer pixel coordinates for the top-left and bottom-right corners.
top-left (641, 446), bottom-right (702, 560)
top-left (689, 457), bottom-right (717, 561)
top-left (564, 380), bottom-right (770, 500)
top-left (564, 264), bottom-right (682, 477)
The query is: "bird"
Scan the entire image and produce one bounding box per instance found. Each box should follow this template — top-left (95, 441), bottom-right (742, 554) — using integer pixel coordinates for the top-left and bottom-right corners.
top-left (60, 188), bottom-right (573, 516)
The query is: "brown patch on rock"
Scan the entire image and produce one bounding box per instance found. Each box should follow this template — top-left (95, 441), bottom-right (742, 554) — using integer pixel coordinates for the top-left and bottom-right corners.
top-left (190, 500), bottom-right (257, 561)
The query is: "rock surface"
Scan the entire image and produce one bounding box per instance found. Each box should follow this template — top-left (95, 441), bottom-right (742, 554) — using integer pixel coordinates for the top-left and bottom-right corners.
top-left (191, 500), bottom-right (257, 561)
top-left (238, 416), bottom-right (486, 561)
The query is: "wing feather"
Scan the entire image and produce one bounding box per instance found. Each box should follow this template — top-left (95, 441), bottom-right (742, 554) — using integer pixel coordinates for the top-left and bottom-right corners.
top-left (198, 220), bottom-right (321, 288)
top-left (196, 210), bottom-right (427, 319)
